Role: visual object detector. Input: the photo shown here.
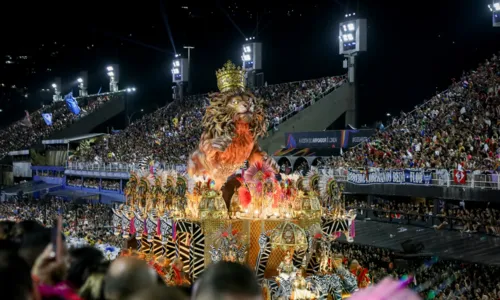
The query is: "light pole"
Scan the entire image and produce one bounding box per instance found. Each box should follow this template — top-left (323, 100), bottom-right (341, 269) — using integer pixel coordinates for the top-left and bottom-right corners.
top-left (107, 65), bottom-right (119, 92)
top-left (183, 46), bottom-right (194, 94)
top-left (127, 109), bottom-right (143, 125)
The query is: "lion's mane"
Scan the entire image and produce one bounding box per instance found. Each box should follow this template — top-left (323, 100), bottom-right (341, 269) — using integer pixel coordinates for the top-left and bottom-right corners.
top-left (201, 91), bottom-right (268, 141)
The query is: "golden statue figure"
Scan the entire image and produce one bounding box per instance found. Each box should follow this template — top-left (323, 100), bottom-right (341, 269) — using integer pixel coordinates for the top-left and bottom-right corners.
top-left (277, 251), bottom-right (297, 281)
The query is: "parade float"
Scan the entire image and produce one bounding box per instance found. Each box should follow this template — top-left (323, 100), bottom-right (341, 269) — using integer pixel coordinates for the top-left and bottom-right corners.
top-left (111, 61), bottom-right (364, 299)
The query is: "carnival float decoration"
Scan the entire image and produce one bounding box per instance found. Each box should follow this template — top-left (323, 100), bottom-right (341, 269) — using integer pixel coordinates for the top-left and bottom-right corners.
top-left (109, 61), bottom-right (366, 299)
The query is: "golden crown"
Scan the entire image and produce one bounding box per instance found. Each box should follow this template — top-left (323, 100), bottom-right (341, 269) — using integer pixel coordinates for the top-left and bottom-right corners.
top-left (216, 60), bottom-right (246, 93)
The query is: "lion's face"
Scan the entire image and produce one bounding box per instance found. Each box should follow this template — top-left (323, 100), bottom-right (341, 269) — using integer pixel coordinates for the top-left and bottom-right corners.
top-left (227, 94), bottom-right (255, 123)
top-left (201, 91), bottom-right (268, 140)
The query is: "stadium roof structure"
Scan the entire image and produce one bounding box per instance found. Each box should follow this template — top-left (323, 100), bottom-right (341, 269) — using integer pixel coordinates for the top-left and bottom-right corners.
top-left (2, 181), bottom-right (61, 196)
top-left (42, 133), bottom-right (106, 145)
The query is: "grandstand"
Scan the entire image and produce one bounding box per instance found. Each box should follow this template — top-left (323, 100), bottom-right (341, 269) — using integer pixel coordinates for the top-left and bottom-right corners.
top-left (336, 52), bottom-right (500, 172)
top-left (75, 75), bottom-right (351, 164)
top-left (0, 91), bottom-right (127, 161)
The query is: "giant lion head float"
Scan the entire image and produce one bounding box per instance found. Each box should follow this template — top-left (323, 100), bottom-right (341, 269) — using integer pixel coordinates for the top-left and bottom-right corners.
top-left (188, 60), bottom-right (276, 202)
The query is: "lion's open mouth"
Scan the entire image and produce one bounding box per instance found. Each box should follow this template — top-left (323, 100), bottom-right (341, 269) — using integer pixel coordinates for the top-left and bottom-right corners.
top-left (234, 112), bottom-right (252, 122)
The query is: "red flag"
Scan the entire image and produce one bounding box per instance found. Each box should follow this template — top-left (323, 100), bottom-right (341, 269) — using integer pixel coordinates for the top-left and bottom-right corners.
top-left (453, 169), bottom-right (467, 184)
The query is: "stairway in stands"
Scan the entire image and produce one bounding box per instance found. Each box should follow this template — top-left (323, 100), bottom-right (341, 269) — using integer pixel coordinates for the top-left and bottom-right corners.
top-left (259, 83), bottom-right (353, 154)
top-left (48, 93), bottom-right (126, 139)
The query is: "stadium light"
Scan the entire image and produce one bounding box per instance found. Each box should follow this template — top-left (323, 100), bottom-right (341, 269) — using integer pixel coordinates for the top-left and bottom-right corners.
top-left (339, 15), bottom-right (367, 129)
top-left (241, 41), bottom-right (263, 90)
top-left (0, 109), bottom-right (3, 112)
top-left (386, 113), bottom-right (391, 117)
top-left (489, 2), bottom-right (500, 11)
top-left (77, 71), bottom-right (88, 96)
top-left (489, 1), bottom-right (500, 26)
top-left (51, 77), bottom-right (63, 102)
top-left (106, 65), bottom-right (119, 92)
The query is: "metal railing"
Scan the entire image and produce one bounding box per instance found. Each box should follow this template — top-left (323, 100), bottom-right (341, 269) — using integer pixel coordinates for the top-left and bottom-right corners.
top-left (64, 164), bottom-right (500, 190)
top-left (65, 161), bottom-right (187, 173)
top-left (328, 167), bottom-right (500, 190)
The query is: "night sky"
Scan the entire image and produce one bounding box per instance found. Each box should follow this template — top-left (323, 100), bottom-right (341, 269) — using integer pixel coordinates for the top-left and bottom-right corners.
top-left (0, 0), bottom-right (498, 128)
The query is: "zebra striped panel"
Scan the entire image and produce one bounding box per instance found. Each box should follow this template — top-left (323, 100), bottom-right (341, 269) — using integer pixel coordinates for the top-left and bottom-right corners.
top-left (254, 234), bottom-right (271, 284)
top-left (164, 236), bottom-right (177, 261)
top-left (152, 235), bottom-right (165, 257)
top-left (292, 248), bottom-right (306, 269)
top-left (321, 218), bottom-right (349, 235)
top-left (140, 234), bottom-right (152, 253)
top-left (306, 252), bottom-right (320, 276)
top-left (262, 279), bottom-right (280, 299)
top-left (174, 232), bottom-right (191, 274)
top-left (176, 220), bottom-right (205, 281)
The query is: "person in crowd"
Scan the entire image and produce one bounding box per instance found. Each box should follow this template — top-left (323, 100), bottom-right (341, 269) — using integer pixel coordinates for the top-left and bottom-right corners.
top-left (193, 262), bottom-right (262, 300)
top-left (67, 246), bottom-right (105, 291)
top-left (78, 261), bottom-right (110, 300)
top-left (103, 257), bottom-right (159, 300)
top-left (126, 286), bottom-right (187, 300)
top-left (0, 252), bottom-right (35, 300)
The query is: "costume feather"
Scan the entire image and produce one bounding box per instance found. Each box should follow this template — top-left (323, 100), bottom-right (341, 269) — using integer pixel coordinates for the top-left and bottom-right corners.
top-left (238, 186), bottom-right (252, 208)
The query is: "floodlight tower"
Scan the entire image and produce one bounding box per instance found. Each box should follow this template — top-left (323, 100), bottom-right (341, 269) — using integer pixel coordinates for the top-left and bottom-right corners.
top-left (171, 54), bottom-right (189, 101)
top-left (183, 46), bottom-right (195, 93)
top-left (106, 64), bottom-right (120, 92)
top-left (489, 1), bottom-right (500, 27)
top-left (77, 71), bottom-right (88, 97)
top-left (51, 77), bottom-right (62, 102)
top-left (241, 37), bottom-right (263, 89)
top-left (339, 14), bottom-right (367, 128)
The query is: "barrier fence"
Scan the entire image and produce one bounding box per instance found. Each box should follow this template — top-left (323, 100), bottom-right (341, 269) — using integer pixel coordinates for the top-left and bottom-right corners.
top-left (65, 162), bottom-right (500, 191)
top-left (65, 161), bottom-right (186, 173)
top-left (341, 168), bottom-right (500, 190)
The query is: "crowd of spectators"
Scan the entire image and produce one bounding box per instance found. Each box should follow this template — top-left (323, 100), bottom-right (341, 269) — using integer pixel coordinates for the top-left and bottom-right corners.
top-left (1, 197), bottom-right (498, 300)
top-left (0, 93), bottom-right (124, 160)
top-left (0, 197), bottom-right (113, 237)
top-left (65, 177), bottom-right (120, 191)
top-left (67, 177), bottom-right (83, 187)
top-left (83, 178), bottom-right (100, 189)
top-left (101, 179), bottom-right (120, 191)
top-left (333, 242), bottom-right (500, 300)
top-left (346, 198), bottom-right (500, 236)
top-left (76, 76), bottom-right (344, 165)
top-left (330, 52), bottom-right (500, 172)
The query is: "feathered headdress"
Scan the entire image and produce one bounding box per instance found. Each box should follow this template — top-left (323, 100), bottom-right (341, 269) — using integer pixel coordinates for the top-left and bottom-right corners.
top-left (244, 161), bottom-right (275, 184)
top-left (319, 169), bottom-right (341, 201)
top-left (236, 176), bottom-right (252, 208)
top-left (304, 167), bottom-right (320, 192)
top-left (210, 223), bottom-right (242, 248)
top-left (187, 175), bottom-right (205, 194)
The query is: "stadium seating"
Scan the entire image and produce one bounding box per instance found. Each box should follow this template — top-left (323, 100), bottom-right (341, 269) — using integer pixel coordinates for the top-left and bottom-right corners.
top-left (330, 52), bottom-right (500, 171)
top-left (78, 76), bottom-right (346, 164)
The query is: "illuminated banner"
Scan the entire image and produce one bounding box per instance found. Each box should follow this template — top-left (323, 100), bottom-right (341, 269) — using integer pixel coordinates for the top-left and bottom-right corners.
top-left (347, 169), bottom-right (433, 185)
top-left (285, 130), bottom-right (374, 149)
